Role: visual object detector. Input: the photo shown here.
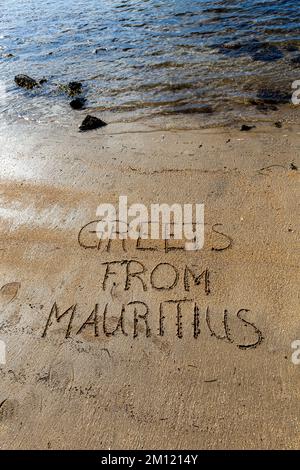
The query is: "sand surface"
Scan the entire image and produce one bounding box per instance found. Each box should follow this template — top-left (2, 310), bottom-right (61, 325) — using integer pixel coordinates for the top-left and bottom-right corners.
top-left (0, 119), bottom-right (299, 449)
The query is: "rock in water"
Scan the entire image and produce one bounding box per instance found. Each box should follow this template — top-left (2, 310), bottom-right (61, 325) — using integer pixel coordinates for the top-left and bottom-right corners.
top-left (70, 97), bottom-right (86, 110)
top-left (240, 124), bottom-right (255, 131)
top-left (79, 115), bottom-right (107, 131)
top-left (67, 81), bottom-right (83, 96)
top-left (257, 88), bottom-right (290, 104)
top-left (14, 74), bottom-right (38, 89)
top-left (284, 44), bottom-right (298, 52)
top-left (218, 40), bottom-right (283, 62)
top-left (252, 45), bottom-right (283, 62)
top-left (291, 55), bottom-right (300, 66)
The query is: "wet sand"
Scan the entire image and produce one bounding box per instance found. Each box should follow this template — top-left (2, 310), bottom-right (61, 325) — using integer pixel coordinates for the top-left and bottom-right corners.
top-left (0, 119), bottom-right (299, 449)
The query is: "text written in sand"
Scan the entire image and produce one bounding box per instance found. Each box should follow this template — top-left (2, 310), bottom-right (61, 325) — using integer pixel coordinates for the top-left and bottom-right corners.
top-left (41, 223), bottom-right (264, 350)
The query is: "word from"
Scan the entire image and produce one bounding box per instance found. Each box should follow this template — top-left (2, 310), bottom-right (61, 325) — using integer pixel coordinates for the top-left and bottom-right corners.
top-left (101, 261), bottom-right (210, 294)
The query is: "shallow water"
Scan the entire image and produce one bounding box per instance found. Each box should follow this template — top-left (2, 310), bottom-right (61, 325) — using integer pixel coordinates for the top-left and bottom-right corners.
top-left (1, 0), bottom-right (300, 126)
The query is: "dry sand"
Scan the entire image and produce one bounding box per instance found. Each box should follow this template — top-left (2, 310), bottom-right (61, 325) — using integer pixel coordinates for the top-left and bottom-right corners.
top-left (0, 118), bottom-right (299, 449)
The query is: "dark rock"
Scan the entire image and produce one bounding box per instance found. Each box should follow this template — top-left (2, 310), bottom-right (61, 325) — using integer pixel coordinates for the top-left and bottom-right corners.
top-left (248, 98), bottom-right (278, 111)
top-left (198, 104), bottom-right (213, 113)
top-left (164, 104), bottom-right (213, 115)
top-left (79, 115), bottom-right (107, 132)
top-left (70, 97), bottom-right (86, 110)
top-left (218, 43), bottom-right (244, 56)
top-left (14, 74), bottom-right (38, 89)
top-left (39, 78), bottom-right (47, 85)
top-left (3, 53), bottom-right (14, 58)
top-left (218, 40), bottom-right (283, 62)
top-left (256, 103), bottom-right (278, 112)
top-left (256, 89), bottom-right (290, 104)
top-left (94, 47), bottom-right (107, 54)
top-left (240, 124), bottom-right (255, 131)
top-left (274, 121), bottom-right (282, 128)
top-left (290, 162), bottom-right (298, 170)
top-left (177, 104), bottom-right (213, 114)
top-left (291, 55), bottom-right (300, 66)
top-left (284, 44), bottom-right (298, 52)
top-left (67, 81), bottom-right (83, 96)
top-left (251, 45), bottom-right (283, 62)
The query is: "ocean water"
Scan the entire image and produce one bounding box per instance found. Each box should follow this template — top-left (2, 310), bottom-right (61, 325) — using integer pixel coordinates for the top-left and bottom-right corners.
top-left (1, 0), bottom-right (300, 126)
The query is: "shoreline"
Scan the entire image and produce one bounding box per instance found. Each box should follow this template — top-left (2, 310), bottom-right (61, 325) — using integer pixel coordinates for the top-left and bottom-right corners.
top-left (1, 99), bottom-right (299, 132)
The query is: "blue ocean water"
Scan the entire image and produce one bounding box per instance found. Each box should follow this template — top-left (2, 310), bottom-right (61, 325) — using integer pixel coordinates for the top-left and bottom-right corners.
top-left (1, 0), bottom-right (299, 125)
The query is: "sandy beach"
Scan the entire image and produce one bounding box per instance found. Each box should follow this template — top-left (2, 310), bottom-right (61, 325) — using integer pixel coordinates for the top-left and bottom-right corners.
top-left (0, 117), bottom-right (299, 449)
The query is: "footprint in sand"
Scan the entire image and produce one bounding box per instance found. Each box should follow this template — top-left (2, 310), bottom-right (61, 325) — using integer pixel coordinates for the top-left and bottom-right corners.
top-left (0, 398), bottom-right (19, 422)
top-left (49, 360), bottom-right (74, 392)
top-left (0, 282), bottom-right (21, 304)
